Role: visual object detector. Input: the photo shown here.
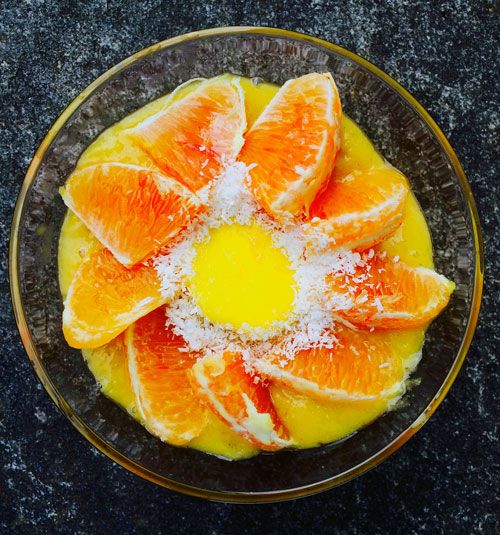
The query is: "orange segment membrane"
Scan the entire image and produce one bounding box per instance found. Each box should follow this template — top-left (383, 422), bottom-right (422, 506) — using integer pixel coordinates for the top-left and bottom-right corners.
top-left (191, 352), bottom-right (291, 450)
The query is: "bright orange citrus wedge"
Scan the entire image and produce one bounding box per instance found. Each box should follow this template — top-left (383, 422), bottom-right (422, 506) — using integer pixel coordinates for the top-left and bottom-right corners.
top-left (309, 167), bottom-right (409, 249)
top-left (239, 73), bottom-right (342, 220)
top-left (128, 78), bottom-right (246, 192)
top-left (190, 352), bottom-right (290, 450)
top-left (328, 252), bottom-right (455, 330)
top-left (63, 248), bottom-right (165, 348)
top-left (61, 163), bottom-right (201, 267)
top-left (126, 306), bottom-right (207, 445)
top-left (255, 326), bottom-right (404, 401)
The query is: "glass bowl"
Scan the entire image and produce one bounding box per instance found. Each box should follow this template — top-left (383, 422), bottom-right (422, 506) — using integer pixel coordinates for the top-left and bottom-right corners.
top-left (9, 27), bottom-right (483, 502)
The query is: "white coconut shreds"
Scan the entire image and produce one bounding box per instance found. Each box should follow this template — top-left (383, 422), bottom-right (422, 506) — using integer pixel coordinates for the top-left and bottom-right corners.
top-left (152, 160), bottom-right (374, 366)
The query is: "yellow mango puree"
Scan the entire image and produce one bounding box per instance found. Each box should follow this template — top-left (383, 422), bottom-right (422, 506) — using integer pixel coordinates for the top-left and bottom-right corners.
top-left (189, 223), bottom-right (296, 329)
top-left (58, 75), bottom-right (433, 460)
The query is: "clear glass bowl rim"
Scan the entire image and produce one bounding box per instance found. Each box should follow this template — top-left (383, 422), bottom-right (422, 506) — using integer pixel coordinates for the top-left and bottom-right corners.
top-left (9, 26), bottom-right (484, 503)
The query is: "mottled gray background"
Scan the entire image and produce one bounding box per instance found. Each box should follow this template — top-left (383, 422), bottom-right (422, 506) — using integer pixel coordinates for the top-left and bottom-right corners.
top-left (1, 1), bottom-right (498, 533)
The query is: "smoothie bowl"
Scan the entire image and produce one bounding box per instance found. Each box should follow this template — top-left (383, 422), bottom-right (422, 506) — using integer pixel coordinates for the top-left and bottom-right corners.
top-left (9, 27), bottom-right (483, 502)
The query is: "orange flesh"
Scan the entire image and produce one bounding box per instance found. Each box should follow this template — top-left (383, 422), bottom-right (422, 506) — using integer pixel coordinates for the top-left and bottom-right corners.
top-left (256, 327), bottom-right (404, 401)
top-left (58, 75), bottom-right (436, 458)
top-left (309, 167), bottom-right (409, 250)
top-left (61, 162), bottom-right (201, 266)
top-left (126, 307), bottom-right (207, 445)
top-left (129, 78), bottom-right (246, 192)
top-left (329, 253), bottom-right (455, 330)
top-left (63, 248), bottom-right (165, 348)
top-left (239, 73), bottom-right (342, 218)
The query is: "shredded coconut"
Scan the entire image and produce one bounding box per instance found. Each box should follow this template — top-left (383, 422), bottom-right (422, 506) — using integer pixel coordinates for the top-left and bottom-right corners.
top-left (374, 297), bottom-right (384, 312)
top-left (152, 160), bottom-right (369, 367)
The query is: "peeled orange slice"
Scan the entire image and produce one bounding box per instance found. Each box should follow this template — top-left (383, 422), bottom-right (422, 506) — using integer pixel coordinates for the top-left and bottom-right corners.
top-left (129, 78), bottom-right (246, 192)
top-left (191, 353), bottom-right (290, 450)
top-left (309, 167), bottom-right (409, 249)
top-left (329, 253), bottom-right (455, 330)
top-left (255, 327), bottom-right (404, 401)
top-left (127, 307), bottom-right (207, 445)
top-left (61, 163), bottom-right (201, 267)
top-left (239, 73), bottom-right (342, 219)
top-left (63, 249), bottom-right (165, 348)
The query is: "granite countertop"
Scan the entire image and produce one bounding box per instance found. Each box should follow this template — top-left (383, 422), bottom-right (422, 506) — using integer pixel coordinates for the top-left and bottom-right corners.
top-left (1, 1), bottom-right (498, 532)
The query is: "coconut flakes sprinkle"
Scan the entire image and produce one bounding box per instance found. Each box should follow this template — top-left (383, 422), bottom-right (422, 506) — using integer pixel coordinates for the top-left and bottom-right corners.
top-left (152, 160), bottom-right (371, 365)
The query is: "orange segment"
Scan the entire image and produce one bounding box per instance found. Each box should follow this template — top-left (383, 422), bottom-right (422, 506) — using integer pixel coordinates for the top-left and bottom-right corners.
top-left (255, 327), bottom-right (404, 401)
top-left (126, 307), bottom-right (207, 445)
top-left (328, 252), bottom-right (455, 330)
top-left (191, 353), bottom-right (290, 450)
top-left (309, 167), bottom-right (409, 249)
top-left (128, 78), bottom-right (246, 192)
top-left (239, 73), bottom-right (342, 219)
top-left (63, 248), bottom-right (166, 348)
top-left (61, 163), bottom-right (201, 267)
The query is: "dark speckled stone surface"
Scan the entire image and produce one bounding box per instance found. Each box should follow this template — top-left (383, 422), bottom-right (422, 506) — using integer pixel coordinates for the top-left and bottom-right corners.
top-left (1, 1), bottom-right (498, 532)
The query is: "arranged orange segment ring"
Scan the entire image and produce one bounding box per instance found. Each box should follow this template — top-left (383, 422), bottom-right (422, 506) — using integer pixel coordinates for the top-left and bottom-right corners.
top-left (128, 78), bottom-right (246, 192)
top-left (126, 307), bottom-right (207, 445)
top-left (239, 72), bottom-right (342, 220)
top-left (63, 248), bottom-right (166, 348)
top-left (61, 163), bottom-right (202, 267)
top-left (328, 253), bottom-right (455, 330)
top-left (191, 352), bottom-right (291, 450)
top-left (255, 326), bottom-right (404, 401)
top-left (309, 167), bottom-right (409, 250)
